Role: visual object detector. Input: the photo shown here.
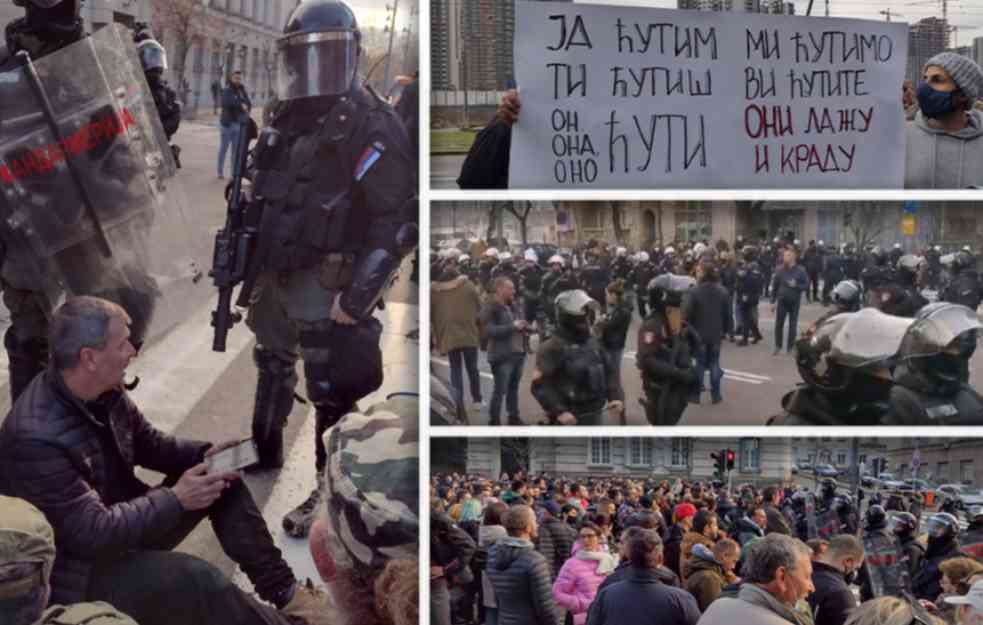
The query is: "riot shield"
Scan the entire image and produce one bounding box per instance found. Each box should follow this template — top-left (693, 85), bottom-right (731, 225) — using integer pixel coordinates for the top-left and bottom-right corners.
top-left (802, 492), bottom-right (818, 540)
top-left (863, 530), bottom-right (910, 598)
top-left (816, 506), bottom-right (843, 539)
top-left (0, 25), bottom-right (202, 347)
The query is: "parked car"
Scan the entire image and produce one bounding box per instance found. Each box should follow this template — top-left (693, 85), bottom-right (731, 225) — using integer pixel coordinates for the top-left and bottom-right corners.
top-left (861, 475), bottom-right (883, 489)
top-left (937, 484), bottom-right (983, 509)
top-left (814, 463), bottom-right (840, 478)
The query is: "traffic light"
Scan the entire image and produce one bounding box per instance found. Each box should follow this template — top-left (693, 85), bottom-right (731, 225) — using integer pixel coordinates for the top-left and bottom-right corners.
top-left (726, 449), bottom-right (736, 471)
top-left (711, 450), bottom-right (725, 479)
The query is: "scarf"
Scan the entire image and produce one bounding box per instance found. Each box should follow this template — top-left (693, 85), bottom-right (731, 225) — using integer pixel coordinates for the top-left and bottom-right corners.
top-left (738, 584), bottom-right (814, 625)
top-left (575, 549), bottom-right (618, 575)
top-left (501, 537), bottom-right (533, 549)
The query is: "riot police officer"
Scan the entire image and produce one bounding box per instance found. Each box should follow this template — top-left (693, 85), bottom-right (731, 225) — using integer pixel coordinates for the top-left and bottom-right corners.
top-left (530, 290), bottom-right (622, 425)
top-left (132, 26), bottom-right (181, 145)
top-left (941, 251), bottom-right (983, 311)
top-left (580, 253), bottom-right (610, 315)
top-left (611, 247), bottom-right (632, 282)
top-left (961, 506), bottom-right (983, 559)
top-left (478, 248), bottom-right (498, 291)
top-left (912, 513), bottom-right (965, 601)
top-left (822, 246), bottom-right (845, 305)
top-left (519, 249), bottom-right (544, 340)
top-left (540, 254), bottom-right (565, 333)
top-left (491, 251), bottom-right (517, 283)
top-left (881, 255), bottom-right (928, 318)
top-left (887, 303), bottom-right (983, 424)
top-left (760, 245), bottom-right (776, 297)
top-left (890, 512), bottom-right (924, 583)
top-left (859, 504), bottom-right (910, 601)
top-left (242, 0), bottom-right (416, 538)
top-left (636, 274), bottom-right (700, 425)
top-left (861, 247), bottom-right (896, 309)
top-left (735, 246), bottom-right (764, 346)
top-left (843, 244), bottom-right (862, 281)
top-left (631, 251), bottom-right (656, 319)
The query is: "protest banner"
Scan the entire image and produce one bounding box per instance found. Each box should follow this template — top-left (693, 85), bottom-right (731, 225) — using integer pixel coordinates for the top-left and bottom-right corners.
top-left (508, 1), bottom-right (909, 189)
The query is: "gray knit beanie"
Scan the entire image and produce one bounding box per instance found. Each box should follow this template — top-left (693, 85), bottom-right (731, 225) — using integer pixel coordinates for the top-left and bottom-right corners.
top-left (925, 52), bottom-right (983, 103)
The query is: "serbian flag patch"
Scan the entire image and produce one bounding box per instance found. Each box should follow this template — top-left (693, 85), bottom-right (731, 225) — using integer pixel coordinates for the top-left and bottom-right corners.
top-left (354, 141), bottom-right (386, 181)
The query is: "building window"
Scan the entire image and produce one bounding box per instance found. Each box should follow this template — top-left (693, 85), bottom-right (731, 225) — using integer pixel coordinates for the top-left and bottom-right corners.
top-left (740, 439), bottom-right (760, 472)
top-left (836, 452), bottom-right (847, 466)
top-left (670, 439), bottom-right (689, 469)
top-left (589, 439), bottom-right (612, 466)
top-left (962, 460), bottom-right (975, 484)
top-left (579, 208), bottom-right (603, 229)
top-left (674, 205), bottom-right (712, 242)
top-left (937, 462), bottom-right (949, 483)
top-left (628, 439), bottom-right (654, 467)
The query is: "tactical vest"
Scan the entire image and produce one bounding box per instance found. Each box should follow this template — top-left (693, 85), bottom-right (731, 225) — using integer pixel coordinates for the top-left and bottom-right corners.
top-left (40, 602), bottom-right (139, 625)
top-left (816, 505), bottom-right (843, 539)
top-left (863, 530), bottom-right (911, 597)
top-left (554, 337), bottom-right (608, 413)
top-left (259, 91), bottom-right (383, 272)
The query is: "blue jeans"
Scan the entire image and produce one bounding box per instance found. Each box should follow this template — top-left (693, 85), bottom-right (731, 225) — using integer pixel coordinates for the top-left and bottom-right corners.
top-left (695, 341), bottom-right (724, 400)
top-left (448, 346), bottom-right (482, 405)
top-left (489, 353), bottom-right (525, 424)
top-left (485, 607), bottom-right (499, 625)
top-left (217, 123), bottom-right (241, 176)
top-left (775, 298), bottom-right (801, 352)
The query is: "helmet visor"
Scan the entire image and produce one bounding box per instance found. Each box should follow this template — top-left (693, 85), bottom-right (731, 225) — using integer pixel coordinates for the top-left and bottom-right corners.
top-left (901, 305), bottom-right (983, 359)
top-left (138, 41), bottom-right (168, 72)
top-left (276, 32), bottom-right (356, 100)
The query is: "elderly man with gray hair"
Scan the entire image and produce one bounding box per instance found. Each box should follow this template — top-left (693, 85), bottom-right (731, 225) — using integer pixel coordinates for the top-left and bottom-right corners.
top-left (698, 533), bottom-right (815, 625)
top-left (0, 296), bottom-right (329, 625)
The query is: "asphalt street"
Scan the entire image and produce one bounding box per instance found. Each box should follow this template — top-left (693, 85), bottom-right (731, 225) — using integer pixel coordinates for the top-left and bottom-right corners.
top-left (0, 120), bottom-right (420, 596)
top-left (432, 154), bottom-right (467, 189)
top-left (432, 298), bottom-right (983, 426)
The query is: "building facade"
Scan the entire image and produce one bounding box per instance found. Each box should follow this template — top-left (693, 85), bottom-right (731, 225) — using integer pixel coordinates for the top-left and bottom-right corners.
top-left (885, 439), bottom-right (983, 487)
top-left (908, 17), bottom-right (949, 84)
top-left (677, 0), bottom-right (794, 14)
top-left (464, 437), bottom-right (794, 485)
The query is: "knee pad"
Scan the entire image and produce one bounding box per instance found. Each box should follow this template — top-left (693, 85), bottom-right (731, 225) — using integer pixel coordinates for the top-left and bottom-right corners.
top-left (301, 319), bottom-right (383, 407)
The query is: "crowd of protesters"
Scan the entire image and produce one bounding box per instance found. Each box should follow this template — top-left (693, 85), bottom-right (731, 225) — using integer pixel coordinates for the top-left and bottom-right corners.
top-left (431, 471), bottom-right (983, 625)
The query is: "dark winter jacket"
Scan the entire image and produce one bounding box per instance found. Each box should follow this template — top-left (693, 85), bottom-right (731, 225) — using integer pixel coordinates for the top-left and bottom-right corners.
top-left (220, 83), bottom-right (251, 126)
top-left (912, 538), bottom-right (965, 601)
top-left (585, 566), bottom-right (701, 625)
top-left (736, 517), bottom-right (765, 546)
top-left (771, 265), bottom-right (810, 306)
top-left (808, 561), bottom-right (857, 625)
top-left (598, 560), bottom-right (680, 594)
top-left (598, 301), bottom-right (633, 351)
top-left (431, 513), bottom-right (477, 586)
top-left (683, 546), bottom-right (730, 612)
top-left (536, 517), bottom-right (577, 580)
top-left (765, 505), bottom-right (792, 535)
top-left (487, 538), bottom-right (561, 625)
top-left (0, 367), bottom-right (210, 604)
top-left (665, 524), bottom-right (687, 577)
top-left (684, 281), bottom-right (731, 347)
top-left (481, 299), bottom-right (525, 363)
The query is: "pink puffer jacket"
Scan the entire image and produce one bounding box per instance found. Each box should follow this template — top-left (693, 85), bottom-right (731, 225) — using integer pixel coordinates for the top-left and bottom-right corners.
top-left (551, 555), bottom-right (609, 625)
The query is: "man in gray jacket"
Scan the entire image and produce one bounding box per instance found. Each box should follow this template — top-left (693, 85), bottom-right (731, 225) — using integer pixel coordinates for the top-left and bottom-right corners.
top-left (905, 52), bottom-right (983, 189)
top-left (770, 249), bottom-right (809, 355)
top-left (480, 277), bottom-right (528, 425)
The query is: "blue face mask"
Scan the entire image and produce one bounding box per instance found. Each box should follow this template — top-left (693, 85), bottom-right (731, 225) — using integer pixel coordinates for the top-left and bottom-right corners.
top-left (917, 81), bottom-right (958, 119)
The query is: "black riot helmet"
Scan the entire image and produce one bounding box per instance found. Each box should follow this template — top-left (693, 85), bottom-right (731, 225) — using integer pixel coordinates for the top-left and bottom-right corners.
top-left (896, 254), bottom-right (923, 284)
top-left (742, 245), bottom-right (758, 263)
top-left (925, 512), bottom-right (959, 541)
top-left (136, 38), bottom-right (168, 76)
top-left (899, 302), bottom-right (982, 387)
top-left (820, 478), bottom-right (837, 500)
top-left (7, 0), bottom-right (83, 56)
top-left (277, 0), bottom-right (361, 102)
top-left (889, 511), bottom-right (918, 537)
top-left (871, 246), bottom-right (889, 266)
top-left (865, 504), bottom-right (886, 530)
top-left (554, 289), bottom-right (599, 343)
top-left (647, 274), bottom-right (696, 310)
top-left (831, 280), bottom-right (862, 312)
top-left (942, 251), bottom-right (974, 274)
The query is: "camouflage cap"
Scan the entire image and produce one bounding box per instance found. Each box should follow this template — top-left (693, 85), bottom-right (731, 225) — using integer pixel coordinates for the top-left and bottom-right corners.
top-left (0, 496), bottom-right (55, 596)
top-left (324, 394), bottom-right (419, 577)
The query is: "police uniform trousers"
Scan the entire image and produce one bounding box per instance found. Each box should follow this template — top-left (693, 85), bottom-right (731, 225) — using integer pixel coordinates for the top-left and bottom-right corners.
top-left (247, 265), bottom-right (383, 473)
top-left (1, 280), bottom-right (50, 402)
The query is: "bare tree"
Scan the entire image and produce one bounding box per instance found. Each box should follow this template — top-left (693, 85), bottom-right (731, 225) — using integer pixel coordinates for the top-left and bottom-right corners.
top-left (150, 0), bottom-right (225, 104)
top-left (506, 201), bottom-right (532, 247)
top-left (484, 202), bottom-right (500, 244)
top-left (611, 202), bottom-right (629, 245)
top-left (500, 438), bottom-right (530, 475)
top-left (842, 201), bottom-right (891, 250)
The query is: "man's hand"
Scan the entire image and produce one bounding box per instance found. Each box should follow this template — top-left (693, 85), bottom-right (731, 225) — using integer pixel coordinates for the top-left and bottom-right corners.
top-left (770, 304), bottom-right (777, 314)
top-left (204, 439), bottom-right (240, 458)
top-left (557, 412), bottom-right (577, 426)
top-left (171, 463), bottom-right (234, 511)
top-left (330, 293), bottom-right (358, 325)
top-left (497, 89), bottom-right (521, 126)
top-left (431, 566), bottom-right (444, 579)
top-left (606, 400), bottom-right (624, 414)
top-left (513, 320), bottom-right (528, 330)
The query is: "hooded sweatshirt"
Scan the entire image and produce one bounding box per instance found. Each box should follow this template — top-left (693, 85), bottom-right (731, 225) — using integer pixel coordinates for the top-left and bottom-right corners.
top-left (905, 109), bottom-right (983, 189)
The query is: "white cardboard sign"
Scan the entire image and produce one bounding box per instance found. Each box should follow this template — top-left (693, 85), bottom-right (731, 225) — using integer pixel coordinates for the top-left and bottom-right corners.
top-left (508, 1), bottom-right (909, 189)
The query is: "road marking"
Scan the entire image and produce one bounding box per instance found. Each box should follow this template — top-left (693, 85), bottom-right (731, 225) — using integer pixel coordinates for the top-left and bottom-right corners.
top-left (623, 353), bottom-right (773, 385)
top-left (431, 356), bottom-right (495, 380)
